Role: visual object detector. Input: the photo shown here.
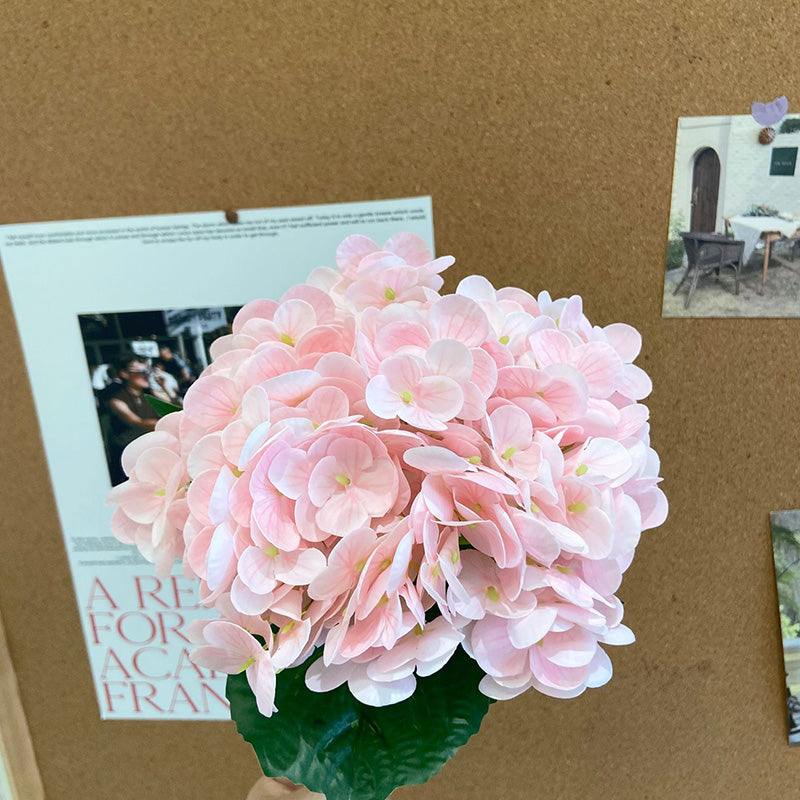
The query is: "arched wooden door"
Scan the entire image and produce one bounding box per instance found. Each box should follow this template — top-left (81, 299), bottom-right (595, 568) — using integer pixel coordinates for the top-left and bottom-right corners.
top-left (690, 147), bottom-right (720, 232)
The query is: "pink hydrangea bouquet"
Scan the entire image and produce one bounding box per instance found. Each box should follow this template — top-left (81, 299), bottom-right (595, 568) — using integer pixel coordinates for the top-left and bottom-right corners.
top-left (108, 233), bottom-right (666, 800)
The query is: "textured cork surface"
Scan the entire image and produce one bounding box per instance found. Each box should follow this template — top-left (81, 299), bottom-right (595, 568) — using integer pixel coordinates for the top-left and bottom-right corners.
top-left (0, 2), bottom-right (797, 798)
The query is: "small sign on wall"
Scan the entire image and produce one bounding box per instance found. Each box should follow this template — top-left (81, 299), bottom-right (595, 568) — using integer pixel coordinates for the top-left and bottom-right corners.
top-left (770, 147), bottom-right (798, 176)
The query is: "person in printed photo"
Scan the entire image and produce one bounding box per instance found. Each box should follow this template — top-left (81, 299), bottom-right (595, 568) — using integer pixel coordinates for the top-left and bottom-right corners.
top-left (106, 353), bottom-right (159, 485)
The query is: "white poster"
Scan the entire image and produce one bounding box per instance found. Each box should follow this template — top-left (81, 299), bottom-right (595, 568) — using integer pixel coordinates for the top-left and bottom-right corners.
top-left (0, 196), bottom-right (436, 719)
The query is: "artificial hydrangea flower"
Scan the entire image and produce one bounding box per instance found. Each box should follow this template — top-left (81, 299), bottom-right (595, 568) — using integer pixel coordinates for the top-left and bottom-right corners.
top-left (108, 232), bottom-right (667, 716)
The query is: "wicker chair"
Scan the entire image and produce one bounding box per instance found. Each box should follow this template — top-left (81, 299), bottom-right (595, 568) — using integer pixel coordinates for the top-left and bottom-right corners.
top-left (673, 232), bottom-right (746, 310)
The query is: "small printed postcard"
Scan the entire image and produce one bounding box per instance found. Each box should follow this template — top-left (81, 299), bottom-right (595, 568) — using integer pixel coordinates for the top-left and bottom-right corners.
top-left (663, 114), bottom-right (800, 317)
top-left (769, 510), bottom-right (800, 744)
top-left (0, 197), bottom-right (437, 719)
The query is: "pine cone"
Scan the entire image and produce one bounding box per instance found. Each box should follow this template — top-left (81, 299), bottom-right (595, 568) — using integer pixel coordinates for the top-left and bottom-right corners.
top-left (759, 126), bottom-right (776, 145)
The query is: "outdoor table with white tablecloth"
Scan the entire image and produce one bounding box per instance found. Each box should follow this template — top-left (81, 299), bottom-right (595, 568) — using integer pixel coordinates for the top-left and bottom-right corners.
top-left (729, 215), bottom-right (800, 261)
top-left (726, 214), bottom-right (800, 294)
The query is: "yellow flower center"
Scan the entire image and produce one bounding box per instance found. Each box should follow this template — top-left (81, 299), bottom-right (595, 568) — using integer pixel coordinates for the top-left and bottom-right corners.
top-left (335, 473), bottom-right (351, 487)
top-left (467, 455), bottom-right (481, 464)
top-left (384, 287), bottom-right (396, 301)
top-left (567, 502), bottom-right (587, 513)
top-left (576, 464), bottom-right (588, 476)
top-left (154, 489), bottom-right (166, 497)
top-left (486, 586), bottom-right (500, 602)
top-left (264, 545), bottom-right (279, 558)
top-left (400, 390), bottom-right (413, 404)
top-left (280, 333), bottom-right (295, 346)
top-left (501, 446), bottom-right (517, 460)
top-left (498, 335), bottom-right (510, 345)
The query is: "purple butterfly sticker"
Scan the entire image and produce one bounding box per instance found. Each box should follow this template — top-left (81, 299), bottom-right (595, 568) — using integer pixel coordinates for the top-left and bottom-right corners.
top-left (751, 95), bottom-right (789, 126)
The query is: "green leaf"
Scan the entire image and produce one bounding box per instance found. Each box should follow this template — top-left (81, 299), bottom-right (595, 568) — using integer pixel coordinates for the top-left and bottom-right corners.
top-left (143, 394), bottom-right (181, 417)
top-left (226, 647), bottom-right (493, 800)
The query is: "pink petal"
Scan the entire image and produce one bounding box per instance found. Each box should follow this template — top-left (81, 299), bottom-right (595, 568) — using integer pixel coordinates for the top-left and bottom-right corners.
top-left (636, 486), bottom-right (668, 530)
top-left (243, 344), bottom-right (298, 385)
top-left (571, 342), bottom-right (622, 398)
top-left (529, 329), bottom-right (573, 367)
top-left (232, 299), bottom-right (278, 334)
top-left (586, 647), bottom-right (613, 688)
top-left (618, 363), bottom-right (653, 400)
top-left (208, 467), bottom-right (235, 525)
top-left (558, 295), bottom-right (584, 329)
top-left (572, 507), bottom-right (614, 560)
top-left (206, 521), bottom-right (237, 592)
top-left (238, 546), bottom-right (279, 594)
top-left (248, 655), bottom-right (278, 717)
top-left (336, 235), bottom-right (379, 274)
top-left (458, 382), bottom-right (486, 421)
top-left (230, 576), bottom-right (272, 616)
top-left (455, 275), bottom-right (497, 302)
top-left (375, 321), bottom-right (431, 356)
top-left (404, 445), bottom-right (468, 474)
top-left (580, 438), bottom-right (632, 482)
top-left (133, 447), bottom-right (181, 488)
top-left (116, 481), bottom-right (165, 524)
top-left (601, 624), bottom-right (636, 646)
top-left (603, 323), bottom-right (642, 362)
top-left (382, 232), bottom-right (431, 266)
top-left (121, 431), bottom-right (177, 478)
top-left (470, 616), bottom-right (528, 677)
top-left (540, 365), bottom-right (589, 421)
top-left (416, 376), bottom-right (463, 419)
top-left (238, 420), bottom-right (273, 470)
top-left (308, 528), bottom-right (377, 600)
top-left (183, 375), bottom-right (240, 428)
top-left (489, 405), bottom-right (532, 451)
top-left (195, 620), bottom-right (261, 665)
top-left (508, 605), bottom-right (558, 648)
top-left (428, 295), bottom-right (490, 347)
top-left (269, 448), bottom-right (312, 500)
top-left (348, 673), bottom-right (416, 706)
top-left (380, 354), bottom-right (426, 391)
top-left (273, 299), bottom-right (316, 340)
top-left (364, 375), bottom-right (403, 420)
top-left (617, 404), bottom-right (649, 439)
top-left (295, 325), bottom-right (348, 359)
top-left (315, 491), bottom-right (368, 534)
top-left (274, 548), bottom-right (327, 585)
top-left (306, 386), bottom-right (350, 426)
top-left (262, 369), bottom-right (321, 406)
top-left (470, 347), bottom-right (498, 398)
top-left (425, 339), bottom-right (473, 384)
top-left (188, 433), bottom-right (226, 479)
top-left (305, 659), bottom-right (354, 692)
top-left (281, 284), bottom-right (336, 323)
top-left (540, 628), bottom-right (597, 668)
top-left (515, 515), bottom-right (560, 566)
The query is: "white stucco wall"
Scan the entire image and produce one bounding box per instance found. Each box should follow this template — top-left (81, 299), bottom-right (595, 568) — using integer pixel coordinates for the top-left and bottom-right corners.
top-left (723, 116), bottom-right (800, 217)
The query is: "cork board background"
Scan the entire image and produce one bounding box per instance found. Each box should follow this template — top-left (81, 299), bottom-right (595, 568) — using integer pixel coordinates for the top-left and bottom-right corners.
top-left (0, 1), bottom-right (797, 798)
